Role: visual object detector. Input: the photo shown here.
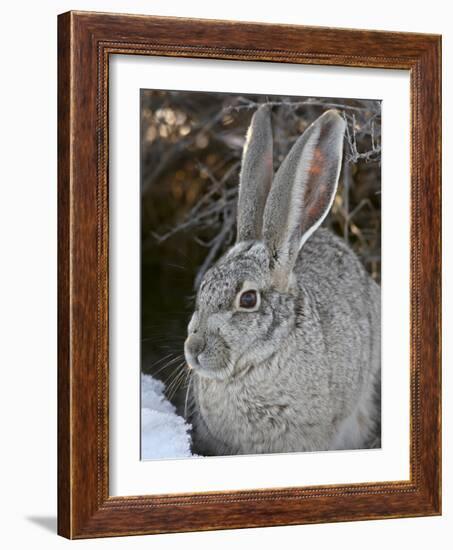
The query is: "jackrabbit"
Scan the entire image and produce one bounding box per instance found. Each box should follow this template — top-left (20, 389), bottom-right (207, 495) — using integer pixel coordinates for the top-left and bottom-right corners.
top-left (184, 106), bottom-right (381, 456)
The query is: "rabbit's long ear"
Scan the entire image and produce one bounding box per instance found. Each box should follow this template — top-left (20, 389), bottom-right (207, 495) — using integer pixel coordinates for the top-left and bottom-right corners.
top-left (262, 109), bottom-right (346, 289)
top-left (236, 105), bottom-right (273, 242)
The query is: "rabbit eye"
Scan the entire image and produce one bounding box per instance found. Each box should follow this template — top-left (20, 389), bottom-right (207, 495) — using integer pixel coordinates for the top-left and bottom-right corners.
top-left (239, 290), bottom-right (258, 309)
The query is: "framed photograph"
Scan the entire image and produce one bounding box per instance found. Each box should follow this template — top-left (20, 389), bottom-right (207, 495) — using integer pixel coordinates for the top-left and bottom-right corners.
top-left (58, 11), bottom-right (441, 539)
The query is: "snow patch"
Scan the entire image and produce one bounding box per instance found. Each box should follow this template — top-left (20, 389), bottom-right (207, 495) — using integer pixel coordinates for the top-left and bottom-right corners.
top-left (141, 374), bottom-right (195, 459)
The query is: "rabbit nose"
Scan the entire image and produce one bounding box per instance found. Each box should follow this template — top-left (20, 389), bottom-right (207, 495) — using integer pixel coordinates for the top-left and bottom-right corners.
top-left (184, 334), bottom-right (205, 368)
top-left (187, 334), bottom-right (204, 355)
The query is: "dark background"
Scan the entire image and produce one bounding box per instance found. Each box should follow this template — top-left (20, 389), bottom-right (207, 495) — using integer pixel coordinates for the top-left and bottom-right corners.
top-left (141, 90), bottom-right (381, 415)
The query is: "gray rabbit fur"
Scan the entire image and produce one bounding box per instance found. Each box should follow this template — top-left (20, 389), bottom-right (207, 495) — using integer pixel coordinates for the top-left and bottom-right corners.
top-left (184, 106), bottom-right (381, 456)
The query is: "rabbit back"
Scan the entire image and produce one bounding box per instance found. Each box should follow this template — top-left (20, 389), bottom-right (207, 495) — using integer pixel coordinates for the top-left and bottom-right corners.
top-left (296, 227), bottom-right (381, 450)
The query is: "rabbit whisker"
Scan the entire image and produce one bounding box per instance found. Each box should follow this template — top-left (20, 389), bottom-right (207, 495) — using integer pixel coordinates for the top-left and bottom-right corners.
top-left (184, 372), bottom-right (193, 420)
top-left (147, 351), bottom-right (178, 367)
top-left (165, 366), bottom-right (188, 402)
top-left (152, 355), bottom-right (186, 377)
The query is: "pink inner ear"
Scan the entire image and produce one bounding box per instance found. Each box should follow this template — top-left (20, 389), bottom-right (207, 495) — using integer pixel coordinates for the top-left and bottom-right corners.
top-left (302, 146), bottom-right (332, 232)
top-left (308, 147), bottom-right (325, 176)
top-left (306, 201), bottom-right (323, 225)
top-left (304, 183), bottom-right (330, 230)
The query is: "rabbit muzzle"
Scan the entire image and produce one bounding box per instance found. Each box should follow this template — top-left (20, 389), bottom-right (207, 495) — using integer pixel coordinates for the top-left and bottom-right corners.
top-left (184, 333), bottom-right (205, 370)
top-left (184, 327), bottom-right (234, 380)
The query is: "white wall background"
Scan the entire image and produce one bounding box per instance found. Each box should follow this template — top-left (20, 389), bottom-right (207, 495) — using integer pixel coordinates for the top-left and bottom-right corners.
top-left (0, 1), bottom-right (450, 548)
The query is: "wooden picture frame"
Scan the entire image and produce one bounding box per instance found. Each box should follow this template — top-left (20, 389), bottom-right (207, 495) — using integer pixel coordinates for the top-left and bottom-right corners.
top-left (57, 10), bottom-right (441, 539)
